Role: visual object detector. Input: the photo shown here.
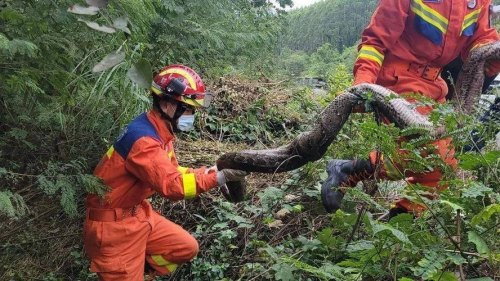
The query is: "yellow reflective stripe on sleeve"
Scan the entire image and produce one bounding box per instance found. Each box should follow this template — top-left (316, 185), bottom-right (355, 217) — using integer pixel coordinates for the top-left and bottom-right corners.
top-left (151, 255), bottom-right (179, 273)
top-left (358, 53), bottom-right (383, 66)
top-left (357, 46), bottom-right (384, 66)
top-left (182, 173), bottom-right (197, 199)
top-left (177, 166), bottom-right (189, 174)
top-left (462, 7), bottom-right (482, 33)
top-left (106, 146), bottom-right (114, 159)
top-left (159, 68), bottom-right (197, 90)
top-left (411, 0), bottom-right (449, 33)
top-left (464, 7), bottom-right (482, 23)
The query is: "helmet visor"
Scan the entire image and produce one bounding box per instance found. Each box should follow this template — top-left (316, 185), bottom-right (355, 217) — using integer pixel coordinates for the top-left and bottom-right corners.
top-left (203, 91), bottom-right (214, 108)
top-left (182, 91), bottom-right (213, 108)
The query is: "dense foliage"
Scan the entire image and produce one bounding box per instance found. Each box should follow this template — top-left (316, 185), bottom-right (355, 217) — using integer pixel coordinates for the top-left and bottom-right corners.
top-left (1, 0), bottom-right (499, 280)
top-left (277, 43), bottom-right (357, 78)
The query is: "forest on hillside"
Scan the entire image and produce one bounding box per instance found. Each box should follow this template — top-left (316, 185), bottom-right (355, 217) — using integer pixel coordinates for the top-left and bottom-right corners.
top-left (1, 0), bottom-right (499, 280)
top-left (280, 0), bottom-right (378, 52)
top-left (276, 0), bottom-right (378, 79)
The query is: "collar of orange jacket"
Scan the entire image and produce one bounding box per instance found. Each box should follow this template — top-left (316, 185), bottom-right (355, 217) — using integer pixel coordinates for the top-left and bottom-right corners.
top-left (147, 110), bottom-right (175, 143)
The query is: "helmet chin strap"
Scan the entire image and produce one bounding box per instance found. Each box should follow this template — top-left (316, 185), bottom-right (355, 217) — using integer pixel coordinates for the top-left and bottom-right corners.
top-left (159, 101), bottom-right (187, 132)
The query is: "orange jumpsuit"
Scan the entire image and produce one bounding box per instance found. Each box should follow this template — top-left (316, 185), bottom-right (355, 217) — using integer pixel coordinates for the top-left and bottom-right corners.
top-left (353, 0), bottom-right (500, 211)
top-left (84, 110), bottom-right (218, 280)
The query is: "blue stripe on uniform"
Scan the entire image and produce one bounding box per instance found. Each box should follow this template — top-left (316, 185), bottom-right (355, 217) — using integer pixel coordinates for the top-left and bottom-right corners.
top-left (414, 16), bottom-right (443, 45)
top-left (462, 23), bottom-right (477, 37)
top-left (113, 113), bottom-right (162, 159)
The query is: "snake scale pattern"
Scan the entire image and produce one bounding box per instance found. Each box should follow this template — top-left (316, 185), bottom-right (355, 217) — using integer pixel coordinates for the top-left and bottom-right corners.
top-left (217, 41), bottom-right (500, 174)
top-left (455, 41), bottom-right (500, 113)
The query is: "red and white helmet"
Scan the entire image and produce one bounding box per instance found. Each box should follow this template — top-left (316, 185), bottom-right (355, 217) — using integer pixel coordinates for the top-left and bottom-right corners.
top-left (151, 64), bottom-right (212, 108)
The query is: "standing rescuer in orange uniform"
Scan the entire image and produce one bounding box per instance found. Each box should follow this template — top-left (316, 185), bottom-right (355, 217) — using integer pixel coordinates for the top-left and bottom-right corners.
top-left (84, 64), bottom-right (248, 280)
top-left (321, 0), bottom-right (500, 215)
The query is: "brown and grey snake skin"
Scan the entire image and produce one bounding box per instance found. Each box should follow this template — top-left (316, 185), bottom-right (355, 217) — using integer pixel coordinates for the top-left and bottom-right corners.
top-left (455, 41), bottom-right (500, 113)
top-left (217, 41), bottom-right (500, 175)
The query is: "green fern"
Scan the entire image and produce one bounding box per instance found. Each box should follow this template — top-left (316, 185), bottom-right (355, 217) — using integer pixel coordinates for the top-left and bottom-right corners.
top-left (79, 174), bottom-right (108, 197)
top-left (37, 175), bottom-right (60, 195)
top-left (406, 135), bottom-right (435, 148)
top-left (281, 256), bottom-right (348, 280)
top-left (412, 251), bottom-right (446, 280)
top-left (0, 190), bottom-right (28, 218)
top-left (400, 126), bottom-right (433, 137)
top-left (0, 33), bottom-right (8, 50)
top-left (0, 33), bottom-right (38, 58)
top-left (60, 184), bottom-right (77, 217)
top-left (4, 72), bottom-right (44, 94)
top-left (471, 204), bottom-right (500, 226)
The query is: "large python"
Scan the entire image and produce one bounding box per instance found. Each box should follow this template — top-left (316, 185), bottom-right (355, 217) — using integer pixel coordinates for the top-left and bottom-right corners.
top-left (454, 41), bottom-right (500, 113)
top-left (216, 42), bottom-right (500, 201)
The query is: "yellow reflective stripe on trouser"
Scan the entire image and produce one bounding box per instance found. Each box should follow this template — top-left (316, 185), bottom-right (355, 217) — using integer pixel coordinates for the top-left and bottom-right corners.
top-left (411, 0), bottom-right (448, 33)
top-left (151, 255), bottom-right (179, 273)
top-left (462, 8), bottom-right (482, 33)
top-left (106, 146), bottom-right (114, 159)
top-left (357, 46), bottom-right (384, 66)
top-left (182, 173), bottom-right (196, 199)
top-left (177, 166), bottom-right (189, 174)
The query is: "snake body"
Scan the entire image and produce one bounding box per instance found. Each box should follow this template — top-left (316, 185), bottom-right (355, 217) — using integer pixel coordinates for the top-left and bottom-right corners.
top-left (217, 42), bottom-right (500, 174)
top-left (455, 41), bottom-right (500, 113)
top-left (217, 84), bottom-right (436, 173)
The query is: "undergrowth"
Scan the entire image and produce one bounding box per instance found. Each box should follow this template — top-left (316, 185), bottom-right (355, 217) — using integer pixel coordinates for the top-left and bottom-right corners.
top-left (0, 1), bottom-right (499, 280)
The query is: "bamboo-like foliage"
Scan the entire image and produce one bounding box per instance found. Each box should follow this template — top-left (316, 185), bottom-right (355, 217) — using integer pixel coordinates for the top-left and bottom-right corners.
top-left (0, 0), bottom-right (289, 218)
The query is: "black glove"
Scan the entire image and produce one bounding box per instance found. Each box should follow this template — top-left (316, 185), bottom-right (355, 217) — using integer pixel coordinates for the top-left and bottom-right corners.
top-left (219, 181), bottom-right (247, 203)
top-left (216, 169), bottom-right (248, 202)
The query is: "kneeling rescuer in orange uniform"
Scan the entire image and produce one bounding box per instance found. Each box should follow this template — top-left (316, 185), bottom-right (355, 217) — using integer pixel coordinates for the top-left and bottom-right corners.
top-left (83, 64), bottom-right (248, 280)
